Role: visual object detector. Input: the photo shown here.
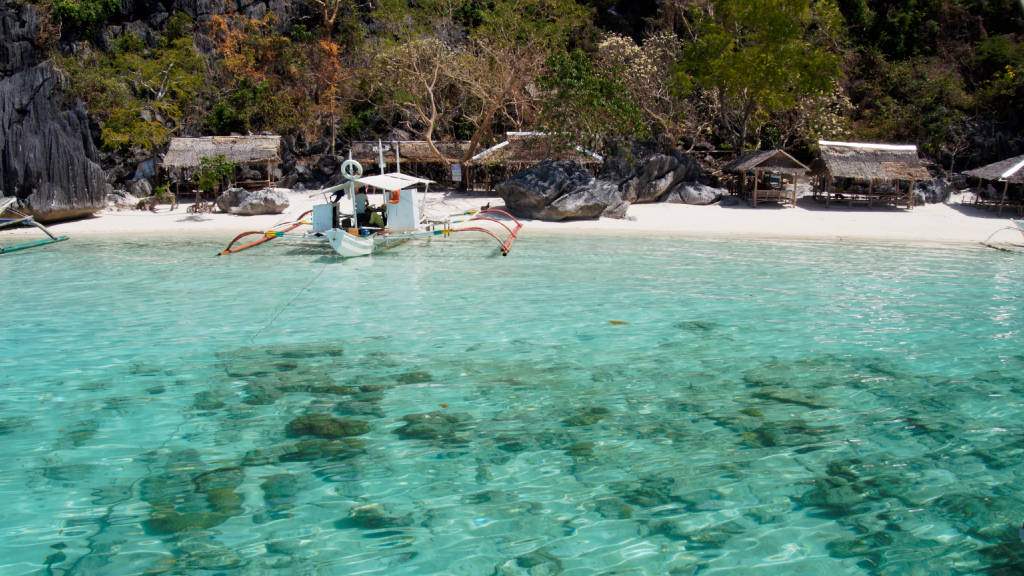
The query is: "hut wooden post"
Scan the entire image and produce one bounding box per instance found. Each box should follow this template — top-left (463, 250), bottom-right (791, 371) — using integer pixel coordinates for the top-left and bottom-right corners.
top-left (868, 179), bottom-right (873, 207)
top-left (791, 173), bottom-right (797, 206)
top-left (753, 169), bottom-right (759, 208)
top-left (909, 180), bottom-right (915, 209)
top-left (999, 180), bottom-right (1009, 215)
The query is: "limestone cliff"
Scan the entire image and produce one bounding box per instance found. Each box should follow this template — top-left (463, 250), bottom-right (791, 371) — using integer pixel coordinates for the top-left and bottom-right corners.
top-left (0, 0), bottom-right (107, 221)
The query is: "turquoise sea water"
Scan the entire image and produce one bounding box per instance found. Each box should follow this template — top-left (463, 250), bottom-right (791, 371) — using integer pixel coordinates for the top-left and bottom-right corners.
top-left (1, 234), bottom-right (1022, 575)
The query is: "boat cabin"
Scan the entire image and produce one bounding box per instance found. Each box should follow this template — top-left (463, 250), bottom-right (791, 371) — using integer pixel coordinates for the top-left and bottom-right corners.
top-left (312, 172), bottom-right (434, 236)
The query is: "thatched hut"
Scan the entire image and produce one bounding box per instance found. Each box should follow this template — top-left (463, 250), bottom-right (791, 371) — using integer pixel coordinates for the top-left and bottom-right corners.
top-left (964, 154), bottom-right (1024, 215)
top-left (465, 132), bottom-right (603, 191)
top-left (161, 135), bottom-right (281, 189)
top-left (350, 141), bottom-right (472, 180)
top-left (812, 140), bottom-right (929, 209)
top-left (722, 149), bottom-right (809, 207)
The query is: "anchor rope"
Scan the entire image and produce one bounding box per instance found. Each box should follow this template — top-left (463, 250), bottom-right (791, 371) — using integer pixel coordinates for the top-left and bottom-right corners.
top-left (250, 260), bottom-right (329, 344)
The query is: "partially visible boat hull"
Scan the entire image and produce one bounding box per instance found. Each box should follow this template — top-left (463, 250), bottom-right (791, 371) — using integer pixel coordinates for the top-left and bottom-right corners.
top-left (326, 228), bottom-right (374, 258)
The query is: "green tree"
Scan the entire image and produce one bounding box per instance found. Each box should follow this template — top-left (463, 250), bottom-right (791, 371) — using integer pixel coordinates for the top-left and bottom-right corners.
top-left (974, 34), bottom-right (1024, 130)
top-left (43, 0), bottom-right (119, 30)
top-left (197, 155), bottom-right (236, 194)
top-left (539, 49), bottom-right (647, 152)
top-left (59, 32), bottom-right (208, 155)
top-left (678, 0), bottom-right (844, 151)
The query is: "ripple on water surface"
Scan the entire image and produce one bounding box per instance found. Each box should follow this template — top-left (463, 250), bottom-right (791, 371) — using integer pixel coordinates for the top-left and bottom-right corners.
top-left (1, 235), bottom-right (1023, 575)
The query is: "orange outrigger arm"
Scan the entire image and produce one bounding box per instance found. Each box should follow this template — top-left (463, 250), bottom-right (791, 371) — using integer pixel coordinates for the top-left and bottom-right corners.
top-left (218, 210), bottom-right (312, 255)
top-left (449, 208), bottom-right (523, 255)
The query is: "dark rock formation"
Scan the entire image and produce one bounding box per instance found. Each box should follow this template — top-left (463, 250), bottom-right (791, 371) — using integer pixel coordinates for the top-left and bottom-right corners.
top-left (915, 178), bottom-right (954, 204)
top-left (600, 146), bottom-right (707, 204)
top-left (496, 159), bottom-right (629, 221)
top-left (0, 1), bottom-right (107, 221)
top-left (215, 187), bottom-right (289, 214)
top-left (663, 183), bottom-right (723, 205)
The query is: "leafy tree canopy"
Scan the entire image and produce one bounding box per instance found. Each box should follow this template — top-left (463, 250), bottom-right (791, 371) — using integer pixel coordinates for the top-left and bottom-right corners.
top-left (59, 31), bottom-right (208, 154)
top-left (679, 0), bottom-right (844, 151)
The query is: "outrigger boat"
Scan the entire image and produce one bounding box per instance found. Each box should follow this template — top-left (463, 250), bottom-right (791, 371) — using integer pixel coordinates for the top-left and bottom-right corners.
top-left (981, 219), bottom-right (1024, 252)
top-left (219, 158), bottom-right (522, 258)
top-left (1, 197), bottom-right (69, 254)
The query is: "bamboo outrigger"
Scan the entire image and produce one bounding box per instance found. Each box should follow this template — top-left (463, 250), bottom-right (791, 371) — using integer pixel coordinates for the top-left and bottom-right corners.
top-left (1, 198), bottom-right (69, 254)
top-left (981, 219), bottom-right (1024, 252)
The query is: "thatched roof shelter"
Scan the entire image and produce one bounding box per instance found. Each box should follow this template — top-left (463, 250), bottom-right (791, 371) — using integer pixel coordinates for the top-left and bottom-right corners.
top-left (811, 140), bottom-right (929, 209)
top-left (723, 149), bottom-right (809, 174)
top-left (161, 136), bottom-right (281, 169)
top-left (350, 141), bottom-right (471, 165)
top-left (814, 140), bottom-right (929, 181)
top-left (964, 154), bottom-right (1024, 215)
top-left (723, 149), bottom-right (809, 207)
top-left (964, 154), bottom-right (1024, 184)
top-left (466, 132), bottom-right (603, 167)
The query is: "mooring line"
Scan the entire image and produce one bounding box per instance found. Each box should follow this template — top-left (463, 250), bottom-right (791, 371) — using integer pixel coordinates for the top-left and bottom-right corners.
top-left (250, 260), bottom-right (330, 344)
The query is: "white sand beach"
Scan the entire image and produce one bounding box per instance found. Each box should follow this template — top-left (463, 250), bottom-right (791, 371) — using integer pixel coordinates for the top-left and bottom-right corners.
top-left (1, 189), bottom-right (1019, 246)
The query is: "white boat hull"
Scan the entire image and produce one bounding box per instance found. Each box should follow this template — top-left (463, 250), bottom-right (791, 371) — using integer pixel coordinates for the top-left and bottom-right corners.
top-left (326, 229), bottom-right (374, 258)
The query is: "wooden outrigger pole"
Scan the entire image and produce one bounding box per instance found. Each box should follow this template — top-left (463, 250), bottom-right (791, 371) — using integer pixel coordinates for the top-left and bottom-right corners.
top-left (0, 197), bottom-right (69, 254)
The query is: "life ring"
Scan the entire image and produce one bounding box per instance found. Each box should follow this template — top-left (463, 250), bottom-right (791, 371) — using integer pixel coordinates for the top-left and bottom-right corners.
top-left (388, 190), bottom-right (401, 204)
top-left (341, 159), bottom-right (363, 180)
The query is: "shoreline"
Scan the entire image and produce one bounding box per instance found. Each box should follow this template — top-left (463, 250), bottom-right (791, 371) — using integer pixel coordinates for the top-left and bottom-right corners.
top-left (2, 190), bottom-right (1020, 247)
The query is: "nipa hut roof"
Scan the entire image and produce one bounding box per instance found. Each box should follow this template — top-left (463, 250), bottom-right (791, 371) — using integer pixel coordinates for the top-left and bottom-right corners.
top-left (161, 136), bottom-right (281, 169)
top-left (964, 154), bottom-right (1024, 184)
top-left (722, 149), bottom-right (809, 174)
top-left (466, 132), bottom-right (603, 167)
top-left (815, 140), bottom-right (930, 181)
top-left (350, 141), bottom-right (471, 164)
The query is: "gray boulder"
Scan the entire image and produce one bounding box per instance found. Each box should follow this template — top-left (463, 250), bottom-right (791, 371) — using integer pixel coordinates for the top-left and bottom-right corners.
top-left (0, 0), bottom-right (107, 221)
top-left (633, 152), bottom-right (703, 203)
top-left (217, 187), bottom-right (290, 215)
top-left (915, 178), bottom-right (954, 204)
top-left (600, 145), bottom-right (704, 204)
top-left (497, 159), bottom-right (629, 221)
top-left (215, 187), bottom-right (247, 212)
top-left (127, 178), bottom-right (152, 198)
top-left (106, 189), bottom-right (139, 210)
top-left (663, 183), bottom-right (724, 205)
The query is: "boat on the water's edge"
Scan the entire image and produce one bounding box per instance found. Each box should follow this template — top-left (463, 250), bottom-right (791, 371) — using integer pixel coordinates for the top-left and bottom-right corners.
top-left (219, 158), bottom-right (521, 258)
top-left (981, 219), bottom-right (1024, 252)
top-left (0, 197), bottom-right (69, 254)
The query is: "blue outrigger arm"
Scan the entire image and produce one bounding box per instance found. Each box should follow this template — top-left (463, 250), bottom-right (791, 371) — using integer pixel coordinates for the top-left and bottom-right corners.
top-left (0, 197), bottom-right (69, 254)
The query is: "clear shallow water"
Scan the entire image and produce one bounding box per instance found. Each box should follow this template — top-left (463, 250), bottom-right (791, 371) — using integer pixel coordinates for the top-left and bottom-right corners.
top-left (1, 234), bottom-right (1023, 575)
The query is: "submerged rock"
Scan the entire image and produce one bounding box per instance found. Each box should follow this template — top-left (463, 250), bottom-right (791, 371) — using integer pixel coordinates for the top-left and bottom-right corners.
top-left (192, 390), bottom-right (227, 410)
top-left (594, 497), bottom-right (633, 519)
top-left (335, 503), bottom-right (411, 530)
top-left (285, 414), bottom-right (370, 439)
top-left (393, 411), bottom-right (465, 440)
top-left (562, 406), bottom-right (610, 427)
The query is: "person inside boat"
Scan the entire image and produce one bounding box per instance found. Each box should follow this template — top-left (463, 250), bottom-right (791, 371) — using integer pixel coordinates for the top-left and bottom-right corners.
top-left (352, 188), bottom-right (386, 228)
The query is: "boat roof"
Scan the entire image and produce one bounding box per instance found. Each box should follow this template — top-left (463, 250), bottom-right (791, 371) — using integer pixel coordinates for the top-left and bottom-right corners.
top-left (356, 172), bottom-right (434, 191)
